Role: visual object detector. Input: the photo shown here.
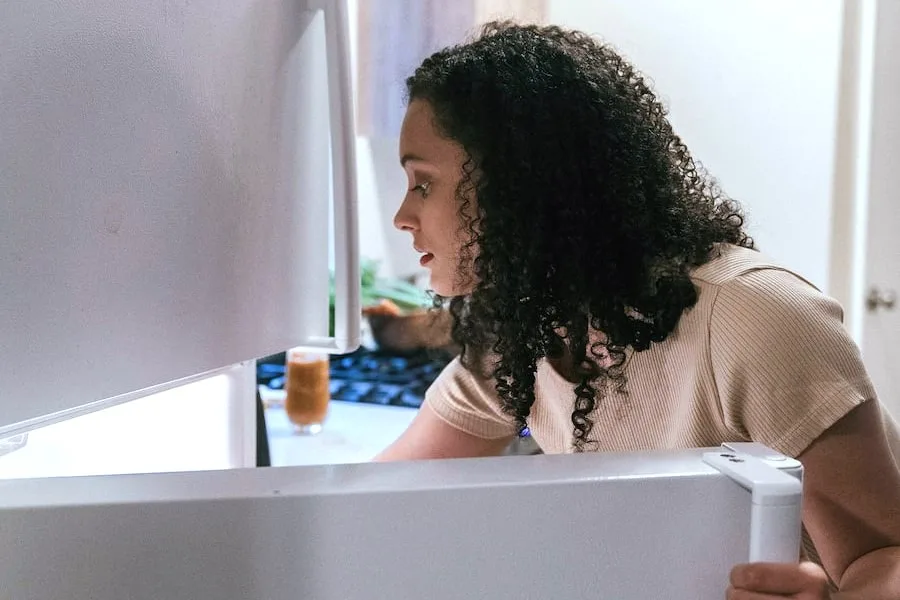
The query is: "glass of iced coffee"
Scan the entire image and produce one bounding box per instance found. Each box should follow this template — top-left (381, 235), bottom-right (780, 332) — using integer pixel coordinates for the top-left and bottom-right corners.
top-left (284, 348), bottom-right (330, 435)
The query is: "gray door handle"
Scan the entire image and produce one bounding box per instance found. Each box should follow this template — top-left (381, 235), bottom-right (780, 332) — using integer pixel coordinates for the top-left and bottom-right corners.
top-left (866, 287), bottom-right (896, 311)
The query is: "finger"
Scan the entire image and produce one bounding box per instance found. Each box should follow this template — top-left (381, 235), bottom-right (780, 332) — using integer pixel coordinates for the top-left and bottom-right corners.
top-left (730, 562), bottom-right (826, 595)
top-left (725, 585), bottom-right (785, 600)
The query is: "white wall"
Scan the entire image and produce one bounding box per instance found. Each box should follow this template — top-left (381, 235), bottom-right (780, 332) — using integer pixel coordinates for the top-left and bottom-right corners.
top-left (351, 1), bottom-right (848, 289)
top-left (348, 0), bottom-right (424, 279)
top-left (356, 137), bottom-right (423, 278)
top-left (548, 0), bottom-right (845, 290)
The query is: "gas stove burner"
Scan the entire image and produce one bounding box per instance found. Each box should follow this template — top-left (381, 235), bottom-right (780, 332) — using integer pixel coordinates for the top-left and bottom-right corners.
top-left (257, 348), bottom-right (455, 410)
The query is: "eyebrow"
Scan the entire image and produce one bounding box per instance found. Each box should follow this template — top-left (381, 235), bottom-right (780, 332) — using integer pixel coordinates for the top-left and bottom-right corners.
top-left (400, 152), bottom-right (429, 167)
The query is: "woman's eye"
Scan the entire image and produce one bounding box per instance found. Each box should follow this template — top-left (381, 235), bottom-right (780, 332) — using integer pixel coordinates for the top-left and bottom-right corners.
top-left (411, 181), bottom-right (431, 197)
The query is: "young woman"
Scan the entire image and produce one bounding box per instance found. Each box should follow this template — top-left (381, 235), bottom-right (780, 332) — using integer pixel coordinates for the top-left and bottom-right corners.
top-left (377, 21), bottom-right (900, 598)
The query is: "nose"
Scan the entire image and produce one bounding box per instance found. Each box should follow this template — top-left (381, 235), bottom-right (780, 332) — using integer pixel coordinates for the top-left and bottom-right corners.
top-left (393, 196), bottom-right (419, 232)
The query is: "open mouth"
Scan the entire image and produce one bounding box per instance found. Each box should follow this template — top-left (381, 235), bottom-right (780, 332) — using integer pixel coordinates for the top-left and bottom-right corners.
top-left (419, 252), bottom-right (435, 266)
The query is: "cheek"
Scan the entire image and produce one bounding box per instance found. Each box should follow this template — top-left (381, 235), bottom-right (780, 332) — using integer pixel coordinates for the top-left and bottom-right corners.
top-left (438, 197), bottom-right (462, 227)
top-left (421, 198), bottom-right (460, 244)
top-left (449, 206), bottom-right (479, 255)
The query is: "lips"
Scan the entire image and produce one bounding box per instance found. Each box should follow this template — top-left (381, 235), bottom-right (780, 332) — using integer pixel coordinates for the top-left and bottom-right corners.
top-left (413, 245), bottom-right (434, 267)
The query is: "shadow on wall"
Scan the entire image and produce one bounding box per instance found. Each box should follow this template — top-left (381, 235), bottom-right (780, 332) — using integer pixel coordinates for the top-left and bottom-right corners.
top-left (356, 0), bottom-right (547, 137)
top-left (352, 0), bottom-right (547, 278)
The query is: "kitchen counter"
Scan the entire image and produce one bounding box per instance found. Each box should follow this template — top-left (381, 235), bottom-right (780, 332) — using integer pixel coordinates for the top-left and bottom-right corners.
top-left (259, 386), bottom-right (542, 466)
top-left (259, 386), bottom-right (417, 466)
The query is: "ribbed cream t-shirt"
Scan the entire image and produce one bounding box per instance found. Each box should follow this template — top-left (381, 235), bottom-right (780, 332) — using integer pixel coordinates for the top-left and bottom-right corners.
top-left (425, 244), bottom-right (899, 459)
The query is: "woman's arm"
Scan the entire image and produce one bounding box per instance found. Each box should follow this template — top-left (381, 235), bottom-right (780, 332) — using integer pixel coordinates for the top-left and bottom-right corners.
top-left (799, 399), bottom-right (900, 598)
top-left (374, 402), bottom-right (514, 461)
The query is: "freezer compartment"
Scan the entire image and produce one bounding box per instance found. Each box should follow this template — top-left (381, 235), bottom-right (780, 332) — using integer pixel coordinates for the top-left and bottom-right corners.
top-left (0, 0), bottom-right (357, 437)
top-left (0, 364), bottom-right (256, 479)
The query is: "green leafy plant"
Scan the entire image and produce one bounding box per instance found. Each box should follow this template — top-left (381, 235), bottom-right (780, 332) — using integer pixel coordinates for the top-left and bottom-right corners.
top-left (329, 259), bottom-right (431, 336)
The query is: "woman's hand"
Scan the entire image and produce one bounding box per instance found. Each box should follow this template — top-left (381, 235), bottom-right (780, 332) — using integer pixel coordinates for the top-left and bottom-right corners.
top-left (727, 561), bottom-right (830, 599)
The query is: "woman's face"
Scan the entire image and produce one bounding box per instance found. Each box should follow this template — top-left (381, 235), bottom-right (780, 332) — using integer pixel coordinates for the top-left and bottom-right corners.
top-left (394, 99), bottom-right (475, 296)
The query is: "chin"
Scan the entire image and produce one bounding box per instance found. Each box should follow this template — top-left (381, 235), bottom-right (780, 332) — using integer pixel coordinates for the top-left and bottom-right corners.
top-left (428, 278), bottom-right (456, 297)
top-left (429, 271), bottom-right (474, 298)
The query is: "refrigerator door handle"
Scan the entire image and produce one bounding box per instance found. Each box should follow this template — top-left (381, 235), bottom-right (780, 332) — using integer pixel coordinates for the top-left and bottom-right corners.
top-left (703, 450), bottom-right (803, 564)
top-left (301, 0), bottom-right (360, 354)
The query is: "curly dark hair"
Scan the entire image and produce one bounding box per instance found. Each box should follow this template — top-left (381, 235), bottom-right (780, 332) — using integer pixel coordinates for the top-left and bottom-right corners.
top-left (406, 21), bottom-right (754, 451)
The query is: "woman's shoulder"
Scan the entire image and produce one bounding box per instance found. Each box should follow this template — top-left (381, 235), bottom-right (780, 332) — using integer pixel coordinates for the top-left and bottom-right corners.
top-left (691, 243), bottom-right (821, 293)
top-left (695, 246), bottom-right (875, 458)
top-left (688, 244), bottom-right (845, 340)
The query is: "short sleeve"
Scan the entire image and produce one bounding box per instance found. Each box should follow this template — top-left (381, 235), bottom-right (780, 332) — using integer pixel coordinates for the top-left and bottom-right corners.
top-left (710, 268), bottom-right (878, 457)
top-left (424, 357), bottom-right (518, 440)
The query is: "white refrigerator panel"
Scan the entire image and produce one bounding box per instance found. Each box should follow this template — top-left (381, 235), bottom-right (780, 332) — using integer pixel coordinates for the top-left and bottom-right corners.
top-left (0, 0), bottom-right (359, 436)
top-left (0, 449), bottom-right (802, 600)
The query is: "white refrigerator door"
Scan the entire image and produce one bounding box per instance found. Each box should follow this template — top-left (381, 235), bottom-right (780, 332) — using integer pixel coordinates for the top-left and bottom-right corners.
top-left (0, 449), bottom-right (802, 600)
top-left (0, 0), bottom-right (359, 438)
